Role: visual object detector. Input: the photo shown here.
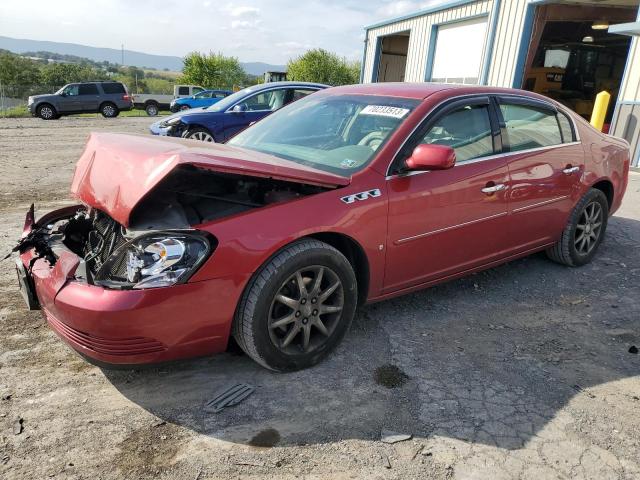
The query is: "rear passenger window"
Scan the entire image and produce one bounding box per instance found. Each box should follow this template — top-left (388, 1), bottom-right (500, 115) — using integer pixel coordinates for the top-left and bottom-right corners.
top-left (101, 83), bottom-right (125, 94)
top-left (79, 84), bottom-right (99, 95)
top-left (178, 86), bottom-right (190, 95)
top-left (420, 104), bottom-right (494, 163)
top-left (557, 112), bottom-right (575, 143)
top-left (499, 103), bottom-right (562, 152)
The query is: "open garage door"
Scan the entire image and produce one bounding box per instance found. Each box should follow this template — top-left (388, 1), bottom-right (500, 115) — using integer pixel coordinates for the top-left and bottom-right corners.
top-left (376, 32), bottom-right (410, 82)
top-left (521, 2), bottom-right (637, 128)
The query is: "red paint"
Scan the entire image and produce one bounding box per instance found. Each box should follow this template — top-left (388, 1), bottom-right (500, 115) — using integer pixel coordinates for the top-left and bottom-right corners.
top-left (20, 84), bottom-right (630, 365)
top-left (405, 144), bottom-right (456, 171)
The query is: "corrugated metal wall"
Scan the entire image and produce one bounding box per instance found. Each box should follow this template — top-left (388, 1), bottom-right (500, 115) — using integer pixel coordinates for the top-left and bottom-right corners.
top-left (363, 0), bottom-right (533, 87)
top-left (610, 11), bottom-right (640, 166)
top-left (362, 0), bottom-right (495, 84)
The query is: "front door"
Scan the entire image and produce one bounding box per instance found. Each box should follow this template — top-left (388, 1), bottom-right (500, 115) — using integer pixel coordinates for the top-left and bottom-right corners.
top-left (58, 84), bottom-right (81, 113)
top-left (495, 96), bottom-right (585, 251)
top-left (385, 97), bottom-right (511, 292)
top-left (222, 88), bottom-right (288, 140)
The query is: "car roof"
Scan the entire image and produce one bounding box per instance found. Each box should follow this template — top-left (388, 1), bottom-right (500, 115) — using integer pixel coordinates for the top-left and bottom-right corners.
top-left (250, 81), bottom-right (329, 90)
top-left (322, 82), bottom-right (543, 100)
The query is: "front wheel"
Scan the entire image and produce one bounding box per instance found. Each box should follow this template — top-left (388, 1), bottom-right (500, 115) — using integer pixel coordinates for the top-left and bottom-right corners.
top-left (37, 104), bottom-right (57, 120)
top-left (233, 239), bottom-right (358, 372)
top-left (183, 127), bottom-right (214, 142)
top-left (546, 188), bottom-right (609, 267)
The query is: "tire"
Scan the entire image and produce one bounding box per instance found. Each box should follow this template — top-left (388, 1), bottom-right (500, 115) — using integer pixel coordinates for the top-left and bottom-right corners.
top-left (233, 239), bottom-right (358, 372)
top-left (546, 188), bottom-right (609, 267)
top-left (145, 103), bottom-right (159, 116)
top-left (183, 127), bottom-right (214, 142)
top-left (37, 104), bottom-right (57, 120)
top-left (100, 102), bottom-right (119, 118)
top-left (180, 105), bottom-right (191, 111)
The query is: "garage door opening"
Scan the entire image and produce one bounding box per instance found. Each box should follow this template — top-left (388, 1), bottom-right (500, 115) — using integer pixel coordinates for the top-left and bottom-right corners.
top-left (376, 32), bottom-right (410, 82)
top-left (521, 3), bottom-right (637, 127)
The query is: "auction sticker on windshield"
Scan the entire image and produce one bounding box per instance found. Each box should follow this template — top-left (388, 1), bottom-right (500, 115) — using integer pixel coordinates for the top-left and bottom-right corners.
top-left (360, 105), bottom-right (410, 119)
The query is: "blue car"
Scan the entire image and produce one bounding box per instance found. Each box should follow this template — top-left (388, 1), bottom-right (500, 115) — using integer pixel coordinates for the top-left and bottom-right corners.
top-left (169, 89), bottom-right (232, 112)
top-left (150, 81), bottom-right (328, 142)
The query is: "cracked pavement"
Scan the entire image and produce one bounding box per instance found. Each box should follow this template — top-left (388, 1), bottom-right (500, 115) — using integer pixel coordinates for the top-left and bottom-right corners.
top-left (0, 117), bottom-right (639, 479)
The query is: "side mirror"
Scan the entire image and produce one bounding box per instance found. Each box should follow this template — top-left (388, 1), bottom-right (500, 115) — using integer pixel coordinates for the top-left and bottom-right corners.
top-left (231, 104), bottom-right (247, 113)
top-left (405, 144), bottom-right (456, 171)
top-left (60, 92), bottom-right (67, 97)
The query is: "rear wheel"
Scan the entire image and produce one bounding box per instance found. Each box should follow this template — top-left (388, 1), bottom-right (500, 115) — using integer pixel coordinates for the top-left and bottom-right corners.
top-left (100, 102), bottom-right (119, 118)
top-left (233, 239), bottom-right (358, 372)
top-left (546, 188), bottom-right (609, 267)
top-left (37, 104), bottom-right (57, 120)
top-left (145, 102), bottom-right (159, 116)
top-left (183, 127), bottom-right (214, 142)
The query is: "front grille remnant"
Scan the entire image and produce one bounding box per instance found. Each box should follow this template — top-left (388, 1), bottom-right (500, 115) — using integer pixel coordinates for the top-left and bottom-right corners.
top-left (83, 210), bottom-right (127, 279)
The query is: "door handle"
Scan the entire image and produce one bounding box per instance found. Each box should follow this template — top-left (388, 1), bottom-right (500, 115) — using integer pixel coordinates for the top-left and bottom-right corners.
top-left (563, 166), bottom-right (580, 175)
top-left (481, 183), bottom-right (506, 194)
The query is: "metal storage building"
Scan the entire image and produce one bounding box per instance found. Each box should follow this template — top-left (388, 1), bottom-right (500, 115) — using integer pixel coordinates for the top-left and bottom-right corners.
top-left (361, 0), bottom-right (640, 167)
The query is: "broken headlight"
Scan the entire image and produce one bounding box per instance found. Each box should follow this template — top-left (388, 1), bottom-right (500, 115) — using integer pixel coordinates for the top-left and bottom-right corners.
top-left (94, 232), bottom-right (212, 289)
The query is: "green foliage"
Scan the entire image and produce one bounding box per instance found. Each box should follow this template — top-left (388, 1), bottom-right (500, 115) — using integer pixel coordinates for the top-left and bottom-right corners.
top-left (287, 49), bottom-right (360, 86)
top-left (0, 53), bottom-right (42, 94)
top-left (180, 51), bottom-right (247, 88)
top-left (40, 63), bottom-right (109, 86)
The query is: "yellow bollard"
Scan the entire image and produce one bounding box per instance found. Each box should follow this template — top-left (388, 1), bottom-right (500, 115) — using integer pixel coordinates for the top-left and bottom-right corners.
top-left (590, 91), bottom-right (611, 132)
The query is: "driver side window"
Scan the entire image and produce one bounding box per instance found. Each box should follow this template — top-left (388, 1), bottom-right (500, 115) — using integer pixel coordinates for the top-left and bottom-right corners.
top-left (63, 85), bottom-right (79, 96)
top-left (242, 89), bottom-right (287, 112)
top-left (420, 104), bottom-right (494, 163)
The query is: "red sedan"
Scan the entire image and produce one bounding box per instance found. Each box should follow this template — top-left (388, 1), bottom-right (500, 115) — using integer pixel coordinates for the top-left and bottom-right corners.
top-left (14, 83), bottom-right (630, 371)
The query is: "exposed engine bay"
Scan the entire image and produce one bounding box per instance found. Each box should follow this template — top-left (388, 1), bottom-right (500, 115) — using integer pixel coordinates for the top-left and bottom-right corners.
top-left (13, 168), bottom-right (328, 289)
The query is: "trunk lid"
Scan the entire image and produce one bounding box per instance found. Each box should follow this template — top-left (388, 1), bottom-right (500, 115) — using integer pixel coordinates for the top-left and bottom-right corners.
top-left (70, 132), bottom-right (350, 226)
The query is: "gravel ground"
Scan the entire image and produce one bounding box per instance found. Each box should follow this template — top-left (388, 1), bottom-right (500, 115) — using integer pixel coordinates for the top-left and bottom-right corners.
top-left (0, 117), bottom-right (639, 480)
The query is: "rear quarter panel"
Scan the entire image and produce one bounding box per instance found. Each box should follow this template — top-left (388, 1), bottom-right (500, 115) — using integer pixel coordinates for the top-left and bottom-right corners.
top-left (576, 117), bottom-right (630, 215)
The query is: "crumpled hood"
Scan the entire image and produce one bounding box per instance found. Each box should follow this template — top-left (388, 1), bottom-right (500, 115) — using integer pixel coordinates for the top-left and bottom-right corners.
top-left (70, 132), bottom-right (350, 227)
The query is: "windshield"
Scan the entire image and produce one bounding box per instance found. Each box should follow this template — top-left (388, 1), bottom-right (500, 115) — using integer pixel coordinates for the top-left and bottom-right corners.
top-left (227, 94), bottom-right (420, 176)
top-left (204, 85), bottom-right (261, 112)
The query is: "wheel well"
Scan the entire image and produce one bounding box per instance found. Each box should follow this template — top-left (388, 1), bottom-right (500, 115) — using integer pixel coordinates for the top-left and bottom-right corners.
top-left (99, 101), bottom-right (116, 108)
top-left (307, 232), bottom-right (370, 306)
top-left (591, 180), bottom-right (614, 209)
top-left (145, 100), bottom-right (158, 106)
top-left (37, 102), bottom-right (54, 112)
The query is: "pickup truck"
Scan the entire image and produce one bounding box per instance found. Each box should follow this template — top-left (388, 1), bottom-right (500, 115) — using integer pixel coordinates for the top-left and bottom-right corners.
top-left (132, 85), bottom-right (205, 116)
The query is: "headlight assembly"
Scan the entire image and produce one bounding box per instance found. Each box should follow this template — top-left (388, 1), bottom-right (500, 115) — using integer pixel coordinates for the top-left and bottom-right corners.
top-left (160, 117), bottom-right (182, 128)
top-left (93, 231), bottom-right (213, 289)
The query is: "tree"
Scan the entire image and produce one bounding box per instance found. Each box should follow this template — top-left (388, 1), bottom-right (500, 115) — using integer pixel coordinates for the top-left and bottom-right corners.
top-left (40, 63), bottom-right (107, 87)
top-left (0, 52), bottom-right (42, 87)
top-left (180, 52), bottom-right (247, 88)
top-left (287, 49), bottom-right (360, 86)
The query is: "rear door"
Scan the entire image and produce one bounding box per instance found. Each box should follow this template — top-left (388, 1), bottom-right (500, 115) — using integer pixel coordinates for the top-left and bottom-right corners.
top-left (495, 96), bottom-right (584, 251)
top-left (222, 87), bottom-right (289, 140)
top-left (78, 83), bottom-right (100, 111)
top-left (384, 96), bottom-right (512, 291)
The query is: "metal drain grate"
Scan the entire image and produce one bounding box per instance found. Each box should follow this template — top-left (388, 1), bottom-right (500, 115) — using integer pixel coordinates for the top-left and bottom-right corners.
top-left (205, 384), bottom-right (255, 413)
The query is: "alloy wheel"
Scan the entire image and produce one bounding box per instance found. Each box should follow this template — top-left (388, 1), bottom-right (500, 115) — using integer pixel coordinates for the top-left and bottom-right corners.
top-left (575, 201), bottom-right (603, 255)
top-left (268, 266), bottom-right (344, 354)
top-left (103, 105), bottom-right (116, 117)
top-left (190, 131), bottom-right (213, 142)
top-left (40, 106), bottom-right (53, 119)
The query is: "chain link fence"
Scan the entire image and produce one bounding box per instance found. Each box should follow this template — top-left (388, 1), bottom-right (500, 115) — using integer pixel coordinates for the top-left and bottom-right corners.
top-left (0, 84), bottom-right (63, 116)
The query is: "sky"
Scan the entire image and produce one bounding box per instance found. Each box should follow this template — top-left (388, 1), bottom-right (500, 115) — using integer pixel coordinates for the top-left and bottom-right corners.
top-left (0, 0), bottom-right (443, 64)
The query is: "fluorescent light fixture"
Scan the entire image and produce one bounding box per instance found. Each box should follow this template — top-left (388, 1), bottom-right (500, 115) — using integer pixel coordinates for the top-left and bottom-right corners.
top-left (582, 35), bottom-right (595, 43)
top-left (592, 21), bottom-right (609, 30)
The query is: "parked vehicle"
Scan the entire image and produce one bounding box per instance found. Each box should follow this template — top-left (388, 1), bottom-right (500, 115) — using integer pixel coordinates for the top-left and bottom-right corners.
top-left (14, 84), bottom-right (629, 372)
top-left (132, 84), bottom-right (205, 116)
top-left (150, 81), bottom-right (327, 142)
top-left (170, 89), bottom-right (232, 112)
top-left (28, 81), bottom-right (133, 120)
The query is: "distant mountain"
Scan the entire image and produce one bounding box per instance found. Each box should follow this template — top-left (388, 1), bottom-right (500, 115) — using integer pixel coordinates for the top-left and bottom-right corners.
top-left (0, 36), bottom-right (286, 76)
